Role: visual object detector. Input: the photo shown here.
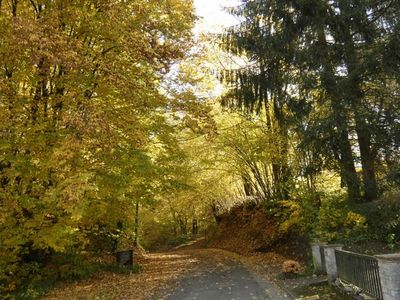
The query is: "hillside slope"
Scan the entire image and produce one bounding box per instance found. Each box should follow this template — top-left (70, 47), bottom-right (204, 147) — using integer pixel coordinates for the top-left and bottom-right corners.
top-left (209, 204), bottom-right (309, 264)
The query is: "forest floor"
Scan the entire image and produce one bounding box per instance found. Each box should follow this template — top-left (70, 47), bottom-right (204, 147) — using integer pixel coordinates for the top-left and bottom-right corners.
top-left (42, 247), bottom-right (290, 300)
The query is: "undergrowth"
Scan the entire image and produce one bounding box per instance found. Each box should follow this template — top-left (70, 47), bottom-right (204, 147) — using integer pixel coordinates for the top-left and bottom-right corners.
top-left (3, 256), bottom-right (142, 300)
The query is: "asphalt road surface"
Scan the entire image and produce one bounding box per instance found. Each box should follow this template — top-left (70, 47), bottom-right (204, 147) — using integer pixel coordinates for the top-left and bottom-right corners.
top-left (164, 250), bottom-right (289, 300)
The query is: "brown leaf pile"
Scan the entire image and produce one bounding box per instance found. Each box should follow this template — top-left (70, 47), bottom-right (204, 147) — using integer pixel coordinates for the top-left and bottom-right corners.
top-left (282, 260), bottom-right (302, 274)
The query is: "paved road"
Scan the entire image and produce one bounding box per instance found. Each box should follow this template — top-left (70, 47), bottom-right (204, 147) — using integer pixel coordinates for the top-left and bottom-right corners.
top-left (164, 250), bottom-right (289, 300)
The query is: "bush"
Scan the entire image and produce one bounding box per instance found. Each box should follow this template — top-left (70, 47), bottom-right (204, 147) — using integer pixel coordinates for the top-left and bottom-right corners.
top-left (314, 196), bottom-right (368, 243)
top-left (271, 188), bottom-right (323, 239)
top-left (48, 252), bottom-right (98, 281)
top-left (356, 192), bottom-right (400, 248)
top-left (0, 262), bottom-right (42, 298)
top-left (275, 196), bottom-right (319, 236)
top-left (6, 276), bottom-right (56, 300)
top-left (271, 191), bottom-right (369, 245)
top-left (2, 250), bottom-right (145, 299)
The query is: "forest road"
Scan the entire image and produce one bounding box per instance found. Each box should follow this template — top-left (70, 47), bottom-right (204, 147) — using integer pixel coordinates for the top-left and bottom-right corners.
top-left (42, 247), bottom-right (289, 300)
top-left (161, 249), bottom-right (290, 300)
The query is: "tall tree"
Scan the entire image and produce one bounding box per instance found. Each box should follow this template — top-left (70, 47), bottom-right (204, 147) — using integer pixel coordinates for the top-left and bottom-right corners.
top-left (221, 0), bottom-right (400, 202)
top-left (0, 0), bottom-right (197, 292)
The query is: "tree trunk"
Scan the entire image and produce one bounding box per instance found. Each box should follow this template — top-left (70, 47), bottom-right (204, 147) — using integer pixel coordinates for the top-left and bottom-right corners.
top-left (12, 0), bottom-right (17, 16)
top-left (339, 0), bottom-right (378, 201)
top-left (268, 99), bottom-right (290, 201)
top-left (242, 173), bottom-right (253, 196)
top-left (179, 217), bottom-right (187, 235)
top-left (192, 219), bottom-right (198, 235)
top-left (317, 25), bottom-right (362, 201)
top-left (354, 111), bottom-right (378, 201)
top-left (134, 200), bottom-right (139, 247)
top-left (336, 130), bottom-right (362, 201)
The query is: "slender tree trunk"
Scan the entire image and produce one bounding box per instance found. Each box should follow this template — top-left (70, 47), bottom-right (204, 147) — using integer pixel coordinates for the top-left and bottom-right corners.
top-left (179, 217), bottom-right (187, 235)
top-left (242, 173), bottom-right (253, 196)
top-left (269, 96), bottom-right (290, 200)
top-left (337, 129), bottom-right (362, 201)
top-left (280, 126), bottom-right (290, 200)
top-left (12, 0), bottom-right (17, 16)
top-left (192, 219), bottom-right (198, 235)
top-left (354, 109), bottom-right (378, 201)
top-left (134, 200), bottom-right (139, 247)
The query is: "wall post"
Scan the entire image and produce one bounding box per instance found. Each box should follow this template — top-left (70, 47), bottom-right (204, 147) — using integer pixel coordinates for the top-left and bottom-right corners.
top-left (311, 243), bottom-right (325, 274)
top-left (376, 254), bottom-right (400, 300)
top-left (323, 244), bottom-right (343, 282)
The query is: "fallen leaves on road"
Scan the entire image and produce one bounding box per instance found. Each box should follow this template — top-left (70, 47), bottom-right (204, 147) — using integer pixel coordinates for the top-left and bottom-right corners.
top-left (41, 247), bottom-right (296, 300)
top-left (43, 252), bottom-right (200, 300)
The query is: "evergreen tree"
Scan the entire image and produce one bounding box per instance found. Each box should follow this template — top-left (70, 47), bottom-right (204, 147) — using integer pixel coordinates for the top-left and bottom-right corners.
top-left (221, 0), bottom-right (400, 202)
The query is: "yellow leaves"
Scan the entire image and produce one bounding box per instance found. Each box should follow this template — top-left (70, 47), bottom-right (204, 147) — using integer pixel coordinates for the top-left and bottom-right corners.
top-left (0, 0), bottom-right (206, 293)
top-left (345, 211), bottom-right (367, 229)
top-left (278, 200), bottom-right (302, 233)
top-left (33, 224), bottom-right (79, 253)
top-left (314, 198), bottom-right (368, 243)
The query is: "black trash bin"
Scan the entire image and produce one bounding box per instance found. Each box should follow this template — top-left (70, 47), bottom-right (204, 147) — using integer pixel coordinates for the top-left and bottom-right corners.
top-left (116, 249), bottom-right (134, 267)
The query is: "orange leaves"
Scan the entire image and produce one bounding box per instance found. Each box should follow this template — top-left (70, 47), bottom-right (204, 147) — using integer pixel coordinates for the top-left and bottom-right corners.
top-left (282, 260), bottom-right (302, 274)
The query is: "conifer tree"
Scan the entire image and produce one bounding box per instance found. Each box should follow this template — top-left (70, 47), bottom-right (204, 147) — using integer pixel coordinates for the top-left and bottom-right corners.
top-left (221, 0), bottom-right (400, 202)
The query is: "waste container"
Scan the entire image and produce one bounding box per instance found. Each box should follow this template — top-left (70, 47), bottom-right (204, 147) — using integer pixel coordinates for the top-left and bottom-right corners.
top-left (116, 249), bottom-right (134, 267)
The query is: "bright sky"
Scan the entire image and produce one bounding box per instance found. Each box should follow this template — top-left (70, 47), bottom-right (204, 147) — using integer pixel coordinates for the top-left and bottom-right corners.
top-left (194, 0), bottom-right (240, 33)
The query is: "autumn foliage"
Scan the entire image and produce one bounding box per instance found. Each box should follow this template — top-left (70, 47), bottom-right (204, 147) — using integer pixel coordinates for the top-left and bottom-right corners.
top-left (0, 0), bottom-right (199, 295)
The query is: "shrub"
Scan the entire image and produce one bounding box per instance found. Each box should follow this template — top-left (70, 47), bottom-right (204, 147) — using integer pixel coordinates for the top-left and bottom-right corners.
top-left (356, 192), bottom-right (400, 248)
top-left (314, 196), bottom-right (368, 243)
top-left (275, 200), bottom-right (302, 233)
top-left (277, 196), bottom-right (319, 236)
top-left (48, 252), bottom-right (98, 281)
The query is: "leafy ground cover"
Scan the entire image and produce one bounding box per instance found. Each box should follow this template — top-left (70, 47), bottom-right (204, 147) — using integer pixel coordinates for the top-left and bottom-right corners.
top-left (42, 252), bottom-right (200, 300)
top-left (40, 248), bottom-right (292, 300)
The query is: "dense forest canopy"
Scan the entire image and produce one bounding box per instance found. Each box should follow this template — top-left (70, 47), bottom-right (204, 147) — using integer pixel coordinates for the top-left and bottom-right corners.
top-left (1, 0), bottom-right (400, 297)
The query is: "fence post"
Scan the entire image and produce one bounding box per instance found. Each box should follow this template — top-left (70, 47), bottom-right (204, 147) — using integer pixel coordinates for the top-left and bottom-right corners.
top-left (323, 244), bottom-right (343, 282)
top-left (376, 254), bottom-right (400, 300)
top-left (311, 243), bottom-right (325, 274)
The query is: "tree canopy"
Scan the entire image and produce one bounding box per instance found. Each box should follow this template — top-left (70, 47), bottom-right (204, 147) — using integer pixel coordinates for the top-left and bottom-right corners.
top-left (0, 0), bottom-right (203, 293)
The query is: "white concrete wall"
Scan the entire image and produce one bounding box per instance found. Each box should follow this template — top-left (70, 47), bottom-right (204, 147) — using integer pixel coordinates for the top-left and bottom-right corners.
top-left (323, 245), bottom-right (343, 282)
top-left (311, 244), bottom-right (324, 274)
top-left (376, 254), bottom-right (400, 300)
